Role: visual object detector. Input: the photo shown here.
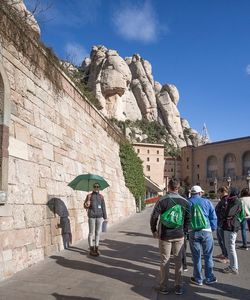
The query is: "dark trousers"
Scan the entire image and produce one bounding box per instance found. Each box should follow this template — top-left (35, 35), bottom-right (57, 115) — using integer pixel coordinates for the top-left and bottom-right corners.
top-left (217, 227), bottom-right (228, 257)
top-left (62, 233), bottom-right (72, 249)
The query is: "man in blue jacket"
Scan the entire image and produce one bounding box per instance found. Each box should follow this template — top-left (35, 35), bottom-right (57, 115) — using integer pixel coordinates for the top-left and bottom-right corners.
top-left (189, 185), bottom-right (217, 285)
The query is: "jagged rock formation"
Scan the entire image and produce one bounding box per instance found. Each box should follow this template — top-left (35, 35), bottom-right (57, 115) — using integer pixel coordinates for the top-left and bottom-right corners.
top-left (6, 0), bottom-right (41, 36)
top-left (6, 2), bottom-right (201, 149)
top-left (81, 45), bottom-right (202, 148)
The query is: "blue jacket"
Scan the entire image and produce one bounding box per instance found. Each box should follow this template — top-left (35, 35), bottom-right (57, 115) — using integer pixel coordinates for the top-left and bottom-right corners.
top-left (189, 195), bottom-right (217, 231)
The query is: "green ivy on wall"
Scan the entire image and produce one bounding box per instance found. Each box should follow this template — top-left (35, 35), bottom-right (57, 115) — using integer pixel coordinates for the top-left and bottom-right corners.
top-left (119, 142), bottom-right (145, 209)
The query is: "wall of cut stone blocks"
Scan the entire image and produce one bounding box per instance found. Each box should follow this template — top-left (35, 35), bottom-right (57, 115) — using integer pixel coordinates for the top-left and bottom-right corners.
top-left (0, 16), bottom-right (136, 280)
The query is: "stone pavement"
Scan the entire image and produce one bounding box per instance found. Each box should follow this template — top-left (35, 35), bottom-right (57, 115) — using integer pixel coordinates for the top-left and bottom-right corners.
top-left (0, 205), bottom-right (250, 300)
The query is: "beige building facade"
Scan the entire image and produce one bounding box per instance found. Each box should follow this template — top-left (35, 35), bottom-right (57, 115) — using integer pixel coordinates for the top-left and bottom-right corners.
top-left (164, 156), bottom-right (181, 188)
top-left (133, 143), bottom-right (165, 192)
top-left (181, 136), bottom-right (250, 192)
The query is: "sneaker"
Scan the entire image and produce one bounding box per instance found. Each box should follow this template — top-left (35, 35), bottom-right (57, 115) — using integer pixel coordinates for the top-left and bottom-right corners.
top-left (205, 277), bottom-right (217, 285)
top-left (175, 285), bottom-right (184, 295)
top-left (222, 266), bottom-right (239, 275)
top-left (89, 247), bottom-right (98, 256)
top-left (238, 245), bottom-right (249, 250)
top-left (190, 277), bottom-right (203, 286)
top-left (154, 286), bottom-right (169, 295)
top-left (95, 246), bottom-right (101, 256)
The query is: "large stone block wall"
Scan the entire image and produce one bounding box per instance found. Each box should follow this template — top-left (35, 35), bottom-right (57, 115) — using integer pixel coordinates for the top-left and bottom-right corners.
top-left (0, 14), bottom-right (136, 280)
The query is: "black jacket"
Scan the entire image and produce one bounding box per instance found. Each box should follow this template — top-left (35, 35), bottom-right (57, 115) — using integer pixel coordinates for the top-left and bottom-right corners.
top-left (150, 192), bottom-right (190, 240)
top-left (84, 192), bottom-right (107, 219)
top-left (221, 196), bottom-right (242, 232)
top-left (215, 195), bottom-right (228, 227)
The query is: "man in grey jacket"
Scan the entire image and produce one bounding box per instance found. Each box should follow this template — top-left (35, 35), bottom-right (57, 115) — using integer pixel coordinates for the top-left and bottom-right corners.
top-left (150, 178), bottom-right (190, 295)
top-left (84, 183), bottom-right (107, 256)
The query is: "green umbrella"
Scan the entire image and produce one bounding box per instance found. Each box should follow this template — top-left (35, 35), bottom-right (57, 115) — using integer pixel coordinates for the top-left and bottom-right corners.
top-left (68, 173), bottom-right (109, 192)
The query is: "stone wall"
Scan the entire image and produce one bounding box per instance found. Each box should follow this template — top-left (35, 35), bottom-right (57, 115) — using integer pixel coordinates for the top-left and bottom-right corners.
top-left (0, 6), bottom-right (136, 280)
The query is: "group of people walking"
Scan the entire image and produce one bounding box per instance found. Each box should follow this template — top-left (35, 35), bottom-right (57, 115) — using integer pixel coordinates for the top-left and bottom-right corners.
top-left (81, 179), bottom-right (250, 295)
top-left (150, 178), bottom-right (250, 295)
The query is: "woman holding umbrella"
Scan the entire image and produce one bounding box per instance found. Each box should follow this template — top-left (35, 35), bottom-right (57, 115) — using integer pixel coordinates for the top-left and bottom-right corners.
top-left (68, 173), bottom-right (109, 256)
top-left (84, 182), bottom-right (108, 256)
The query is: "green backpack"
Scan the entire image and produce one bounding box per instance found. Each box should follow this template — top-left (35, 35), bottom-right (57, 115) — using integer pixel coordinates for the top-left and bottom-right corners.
top-left (237, 202), bottom-right (245, 223)
top-left (190, 204), bottom-right (207, 230)
top-left (160, 204), bottom-right (184, 229)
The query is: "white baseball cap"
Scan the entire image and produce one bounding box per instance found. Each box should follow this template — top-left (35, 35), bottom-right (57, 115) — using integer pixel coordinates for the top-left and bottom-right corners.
top-left (191, 185), bottom-right (204, 194)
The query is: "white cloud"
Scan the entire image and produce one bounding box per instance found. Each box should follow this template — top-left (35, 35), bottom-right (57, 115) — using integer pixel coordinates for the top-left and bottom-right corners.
top-left (112, 1), bottom-right (159, 43)
top-left (64, 43), bottom-right (88, 66)
top-left (246, 65), bottom-right (250, 75)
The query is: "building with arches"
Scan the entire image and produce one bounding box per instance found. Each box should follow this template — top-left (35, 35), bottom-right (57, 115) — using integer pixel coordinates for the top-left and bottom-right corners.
top-left (181, 136), bottom-right (250, 192)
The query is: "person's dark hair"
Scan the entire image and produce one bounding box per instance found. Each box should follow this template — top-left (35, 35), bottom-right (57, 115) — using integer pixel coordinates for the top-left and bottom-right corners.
top-left (229, 187), bottom-right (239, 197)
top-left (240, 188), bottom-right (249, 197)
top-left (217, 186), bottom-right (229, 194)
top-left (168, 178), bottom-right (180, 190)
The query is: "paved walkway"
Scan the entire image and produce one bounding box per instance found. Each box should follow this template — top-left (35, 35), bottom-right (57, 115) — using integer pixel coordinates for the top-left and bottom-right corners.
top-left (0, 205), bottom-right (250, 300)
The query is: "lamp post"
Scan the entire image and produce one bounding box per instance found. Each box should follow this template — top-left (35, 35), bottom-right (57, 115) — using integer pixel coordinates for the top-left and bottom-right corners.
top-left (226, 176), bottom-right (231, 188)
top-left (246, 171), bottom-right (250, 191)
top-left (214, 177), bottom-right (218, 197)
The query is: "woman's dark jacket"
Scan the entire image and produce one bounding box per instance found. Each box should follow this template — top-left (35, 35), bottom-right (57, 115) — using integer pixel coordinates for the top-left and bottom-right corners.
top-left (85, 192), bottom-right (107, 219)
top-left (220, 195), bottom-right (242, 232)
top-left (215, 195), bottom-right (228, 227)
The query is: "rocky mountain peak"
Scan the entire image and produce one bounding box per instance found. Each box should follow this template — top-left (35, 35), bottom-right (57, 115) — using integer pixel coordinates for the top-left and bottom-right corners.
top-left (80, 45), bottom-right (202, 148)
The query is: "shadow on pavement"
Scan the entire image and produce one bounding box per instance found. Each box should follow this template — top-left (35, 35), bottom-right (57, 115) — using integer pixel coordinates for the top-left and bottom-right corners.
top-left (174, 279), bottom-right (250, 300)
top-left (52, 294), bottom-right (100, 300)
top-left (100, 238), bottom-right (160, 266)
top-left (50, 238), bottom-right (159, 299)
top-left (118, 231), bottom-right (153, 238)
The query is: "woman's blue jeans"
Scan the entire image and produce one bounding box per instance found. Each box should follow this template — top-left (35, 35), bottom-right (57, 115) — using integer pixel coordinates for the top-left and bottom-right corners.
top-left (224, 230), bottom-right (238, 270)
top-left (240, 219), bottom-right (248, 247)
top-left (217, 226), bottom-right (228, 257)
top-left (189, 230), bottom-right (215, 283)
top-left (88, 217), bottom-right (103, 247)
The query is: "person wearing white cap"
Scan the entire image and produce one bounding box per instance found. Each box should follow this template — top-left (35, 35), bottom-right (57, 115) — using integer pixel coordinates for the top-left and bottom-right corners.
top-left (189, 185), bottom-right (217, 286)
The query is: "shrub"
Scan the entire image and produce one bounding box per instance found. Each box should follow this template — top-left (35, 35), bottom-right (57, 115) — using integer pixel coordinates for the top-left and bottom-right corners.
top-left (119, 142), bottom-right (145, 209)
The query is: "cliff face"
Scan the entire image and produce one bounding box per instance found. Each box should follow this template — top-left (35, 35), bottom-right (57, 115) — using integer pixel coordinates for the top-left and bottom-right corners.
top-left (81, 45), bottom-right (202, 148)
top-left (7, 1), bottom-right (201, 149)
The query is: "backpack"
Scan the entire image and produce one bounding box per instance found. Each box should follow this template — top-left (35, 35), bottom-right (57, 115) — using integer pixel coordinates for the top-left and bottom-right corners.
top-left (190, 203), bottom-right (207, 230)
top-left (160, 202), bottom-right (184, 229)
top-left (236, 202), bottom-right (245, 223)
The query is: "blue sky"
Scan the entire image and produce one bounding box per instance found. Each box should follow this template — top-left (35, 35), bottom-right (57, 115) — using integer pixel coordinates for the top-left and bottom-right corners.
top-left (24, 0), bottom-right (250, 142)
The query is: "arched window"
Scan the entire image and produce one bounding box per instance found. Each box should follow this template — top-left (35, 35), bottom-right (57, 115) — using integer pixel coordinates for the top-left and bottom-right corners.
top-left (242, 151), bottom-right (250, 175)
top-left (207, 155), bottom-right (218, 178)
top-left (224, 153), bottom-right (236, 177)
